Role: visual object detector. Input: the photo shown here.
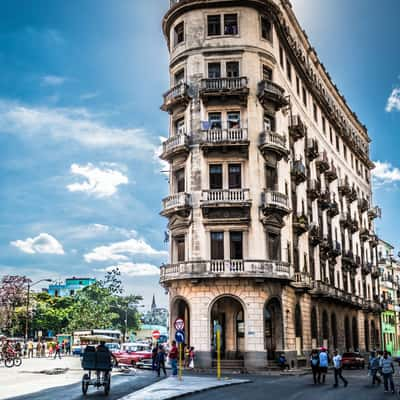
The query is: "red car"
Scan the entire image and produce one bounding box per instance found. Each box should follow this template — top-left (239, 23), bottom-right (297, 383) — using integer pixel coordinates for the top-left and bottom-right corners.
top-left (341, 352), bottom-right (365, 369)
top-left (112, 343), bottom-right (152, 367)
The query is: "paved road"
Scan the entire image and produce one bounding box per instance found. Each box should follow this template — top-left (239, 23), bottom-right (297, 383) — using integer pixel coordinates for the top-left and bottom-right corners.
top-left (180, 370), bottom-right (397, 400)
top-left (6, 370), bottom-right (160, 400)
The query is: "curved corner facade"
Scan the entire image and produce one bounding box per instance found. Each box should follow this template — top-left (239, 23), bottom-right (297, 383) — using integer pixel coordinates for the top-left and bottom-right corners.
top-left (160, 0), bottom-right (381, 369)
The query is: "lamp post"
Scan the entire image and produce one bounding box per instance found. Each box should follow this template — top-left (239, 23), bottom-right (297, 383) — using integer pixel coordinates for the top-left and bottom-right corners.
top-left (25, 279), bottom-right (52, 341)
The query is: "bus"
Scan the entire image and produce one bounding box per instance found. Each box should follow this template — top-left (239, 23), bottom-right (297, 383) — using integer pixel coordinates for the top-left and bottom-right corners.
top-left (72, 329), bottom-right (122, 355)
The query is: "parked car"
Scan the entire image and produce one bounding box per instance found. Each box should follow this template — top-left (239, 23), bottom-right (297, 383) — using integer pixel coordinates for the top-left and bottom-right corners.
top-left (341, 352), bottom-right (365, 369)
top-left (112, 343), bottom-right (152, 367)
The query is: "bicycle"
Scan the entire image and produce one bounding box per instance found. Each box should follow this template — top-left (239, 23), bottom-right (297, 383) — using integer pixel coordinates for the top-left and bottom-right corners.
top-left (0, 353), bottom-right (14, 368)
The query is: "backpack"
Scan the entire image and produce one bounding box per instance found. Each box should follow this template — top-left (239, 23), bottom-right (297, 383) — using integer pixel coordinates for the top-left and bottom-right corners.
top-left (311, 356), bottom-right (319, 367)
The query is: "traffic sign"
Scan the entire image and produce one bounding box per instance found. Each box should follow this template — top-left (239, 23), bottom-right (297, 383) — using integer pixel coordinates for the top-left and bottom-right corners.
top-left (152, 330), bottom-right (161, 340)
top-left (174, 318), bottom-right (185, 331)
top-left (175, 330), bottom-right (185, 344)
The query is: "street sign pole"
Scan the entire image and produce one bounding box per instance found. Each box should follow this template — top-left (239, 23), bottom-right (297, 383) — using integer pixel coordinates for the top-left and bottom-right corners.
top-left (217, 329), bottom-right (221, 380)
top-left (179, 343), bottom-right (182, 381)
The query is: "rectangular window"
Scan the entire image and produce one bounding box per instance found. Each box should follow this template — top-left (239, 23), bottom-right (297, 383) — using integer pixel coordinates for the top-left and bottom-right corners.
top-left (329, 127), bottom-right (333, 144)
top-left (279, 46), bottom-right (284, 68)
top-left (208, 112), bottom-right (222, 129)
top-left (175, 236), bottom-right (185, 262)
top-left (286, 58), bottom-right (292, 82)
top-left (230, 231), bottom-right (243, 260)
top-left (322, 117), bottom-right (326, 134)
top-left (343, 145), bottom-right (347, 161)
top-left (351, 154), bottom-right (354, 169)
top-left (302, 86), bottom-right (307, 107)
top-left (226, 61), bottom-right (239, 78)
top-left (175, 168), bottom-right (185, 193)
top-left (209, 164), bottom-right (223, 189)
top-left (211, 232), bottom-right (224, 260)
top-left (228, 164), bottom-right (242, 189)
top-left (265, 164), bottom-right (278, 191)
top-left (261, 16), bottom-right (272, 41)
top-left (175, 118), bottom-right (185, 135)
top-left (336, 135), bottom-right (340, 152)
top-left (174, 69), bottom-right (184, 85)
top-left (267, 231), bottom-right (281, 260)
top-left (227, 111), bottom-right (240, 129)
top-left (224, 14), bottom-right (238, 35)
top-left (208, 62), bottom-right (221, 78)
top-left (313, 103), bottom-right (318, 123)
top-left (296, 76), bottom-right (300, 95)
top-left (174, 22), bottom-right (184, 46)
top-left (207, 15), bottom-right (221, 36)
top-left (263, 114), bottom-right (275, 132)
top-left (262, 65), bottom-right (272, 81)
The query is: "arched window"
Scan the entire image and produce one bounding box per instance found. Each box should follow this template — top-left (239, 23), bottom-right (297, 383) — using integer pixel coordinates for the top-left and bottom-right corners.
top-left (364, 318), bottom-right (370, 352)
top-left (295, 304), bottom-right (302, 338)
top-left (311, 307), bottom-right (318, 340)
top-left (344, 316), bottom-right (351, 351)
top-left (352, 317), bottom-right (359, 351)
top-left (322, 310), bottom-right (329, 340)
top-left (331, 313), bottom-right (338, 349)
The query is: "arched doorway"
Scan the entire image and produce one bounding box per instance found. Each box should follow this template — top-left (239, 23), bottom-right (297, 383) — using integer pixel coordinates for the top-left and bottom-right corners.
top-left (295, 303), bottom-right (303, 355)
top-left (352, 317), bottom-right (359, 351)
top-left (345, 316), bottom-right (351, 351)
top-left (311, 307), bottom-right (318, 349)
top-left (210, 296), bottom-right (245, 360)
top-left (364, 318), bottom-right (370, 352)
top-left (264, 298), bottom-right (283, 360)
top-left (331, 313), bottom-right (338, 350)
top-left (322, 310), bottom-right (329, 349)
top-left (171, 298), bottom-right (190, 345)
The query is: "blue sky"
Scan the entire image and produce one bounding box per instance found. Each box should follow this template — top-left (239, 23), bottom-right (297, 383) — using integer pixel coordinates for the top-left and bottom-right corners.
top-left (0, 0), bottom-right (399, 307)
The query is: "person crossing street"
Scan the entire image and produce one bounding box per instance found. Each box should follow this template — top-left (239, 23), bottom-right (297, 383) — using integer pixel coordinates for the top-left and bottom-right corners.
top-left (380, 351), bottom-right (395, 394)
top-left (332, 350), bottom-right (348, 388)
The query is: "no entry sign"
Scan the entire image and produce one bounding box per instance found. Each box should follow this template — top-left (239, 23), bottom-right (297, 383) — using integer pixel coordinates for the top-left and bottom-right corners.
top-left (174, 318), bottom-right (185, 331)
top-left (152, 330), bottom-right (161, 340)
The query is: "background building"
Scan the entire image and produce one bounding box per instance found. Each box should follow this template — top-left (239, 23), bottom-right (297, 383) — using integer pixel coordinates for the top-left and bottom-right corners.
top-left (141, 294), bottom-right (169, 327)
top-left (44, 277), bottom-right (96, 297)
top-left (160, 0), bottom-right (381, 369)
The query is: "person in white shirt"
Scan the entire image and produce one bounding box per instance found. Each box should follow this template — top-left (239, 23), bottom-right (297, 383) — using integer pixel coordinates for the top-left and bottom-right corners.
top-left (333, 350), bottom-right (348, 388)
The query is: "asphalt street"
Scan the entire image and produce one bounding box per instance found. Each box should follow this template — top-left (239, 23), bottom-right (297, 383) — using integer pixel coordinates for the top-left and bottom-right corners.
top-left (180, 370), bottom-right (398, 400)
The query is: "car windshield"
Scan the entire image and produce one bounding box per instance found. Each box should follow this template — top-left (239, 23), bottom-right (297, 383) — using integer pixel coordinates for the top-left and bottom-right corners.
top-left (342, 353), bottom-right (356, 357)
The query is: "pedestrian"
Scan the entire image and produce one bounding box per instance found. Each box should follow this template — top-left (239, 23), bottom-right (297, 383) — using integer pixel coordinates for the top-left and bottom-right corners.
top-left (184, 344), bottom-right (190, 368)
top-left (318, 347), bottom-right (329, 384)
top-left (27, 340), bottom-right (34, 358)
top-left (169, 340), bottom-right (179, 376)
top-left (369, 351), bottom-right (381, 386)
top-left (310, 349), bottom-right (320, 384)
top-left (48, 342), bottom-right (54, 357)
top-left (278, 353), bottom-right (290, 371)
top-left (380, 351), bottom-right (395, 394)
top-left (54, 342), bottom-right (62, 359)
top-left (156, 345), bottom-right (167, 377)
top-left (65, 341), bottom-right (71, 356)
top-left (23, 341), bottom-right (28, 358)
top-left (36, 342), bottom-right (41, 358)
top-left (189, 347), bottom-right (195, 369)
top-left (15, 342), bottom-right (22, 357)
top-left (41, 342), bottom-right (46, 358)
top-left (332, 350), bottom-right (348, 388)
top-left (152, 344), bottom-right (158, 371)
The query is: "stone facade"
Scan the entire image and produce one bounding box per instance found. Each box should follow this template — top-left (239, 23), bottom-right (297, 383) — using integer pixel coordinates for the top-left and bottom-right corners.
top-left (160, 0), bottom-right (381, 369)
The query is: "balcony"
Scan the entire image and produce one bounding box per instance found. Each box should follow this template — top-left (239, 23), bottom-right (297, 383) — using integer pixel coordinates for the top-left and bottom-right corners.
top-left (342, 250), bottom-right (357, 271)
top-left (340, 212), bottom-right (352, 229)
top-left (327, 201), bottom-right (339, 218)
top-left (360, 227), bottom-right (370, 242)
top-left (291, 272), bottom-right (312, 291)
top-left (159, 260), bottom-right (291, 284)
top-left (349, 218), bottom-right (359, 234)
top-left (310, 281), bottom-right (363, 308)
top-left (288, 115), bottom-right (307, 141)
top-left (261, 190), bottom-right (290, 216)
top-left (161, 193), bottom-right (192, 217)
top-left (160, 133), bottom-right (190, 161)
top-left (329, 240), bottom-right (341, 258)
top-left (293, 214), bottom-right (309, 235)
top-left (325, 164), bottom-right (338, 183)
top-left (200, 127), bottom-right (249, 155)
top-left (161, 82), bottom-right (191, 112)
top-left (347, 187), bottom-right (358, 203)
top-left (371, 265), bottom-right (380, 279)
top-left (291, 160), bottom-right (307, 185)
top-left (259, 130), bottom-right (289, 160)
top-left (258, 80), bottom-right (289, 110)
top-left (338, 179), bottom-right (351, 196)
top-left (362, 262), bottom-right (373, 275)
top-left (309, 224), bottom-right (322, 246)
top-left (306, 138), bottom-right (319, 161)
top-left (200, 77), bottom-right (249, 105)
top-left (307, 179), bottom-right (321, 201)
top-left (369, 234), bottom-right (379, 248)
top-left (368, 206), bottom-right (381, 220)
top-left (316, 152), bottom-right (330, 173)
top-left (318, 190), bottom-right (331, 211)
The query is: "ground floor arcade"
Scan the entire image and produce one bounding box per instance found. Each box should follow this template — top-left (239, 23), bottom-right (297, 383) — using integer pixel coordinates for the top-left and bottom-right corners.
top-left (168, 279), bottom-right (381, 369)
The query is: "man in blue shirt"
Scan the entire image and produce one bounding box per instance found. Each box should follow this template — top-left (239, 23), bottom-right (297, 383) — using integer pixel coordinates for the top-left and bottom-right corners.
top-left (318, 347), bottom-right (329, 384)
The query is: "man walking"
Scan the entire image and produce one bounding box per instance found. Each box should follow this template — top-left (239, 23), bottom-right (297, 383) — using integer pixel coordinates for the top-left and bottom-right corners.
top-left (380, 351), bottom-right (395, 394)
top-left (169, 340), bottom-right (179, 377)
top-left (54, 342), bottom-right (62, 359)
top-left (310, 349), bottom-right (320, 384)
top-left (156, 345), bottom-right (167, 377)
top-left (333, 350), bottom-right (348, 388)
top-left (27, 340), bottom-right (34, 358)
top-left (369, 351), bottom-right (381, 386)
top-left (318, 347), bottom-right (329, 384)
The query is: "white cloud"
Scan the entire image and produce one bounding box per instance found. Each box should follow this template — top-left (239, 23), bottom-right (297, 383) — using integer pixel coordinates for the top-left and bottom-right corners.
top-left (41, 75), bottom-right (66, 86)
top-left (154, 136), bottom-right (169, 176)
top-left (0, 100), bottom-right (156, 156)
top-left (97, 262), bottom-right (160, 277)
top-left (372, 161), bottom-right (400, 183)
top-left (80, 92), bottom-right (100, 101)
top-left (84, 237), bottom-right (167, 263)
top-left (11, 233), bottom-right (64, 255)
top-left (386, 88), bottom-right (400, 112)
top-left (67, 163), bottom-right (129, 198)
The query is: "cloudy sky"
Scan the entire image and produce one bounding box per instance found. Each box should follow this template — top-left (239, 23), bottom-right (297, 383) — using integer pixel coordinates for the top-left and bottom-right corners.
top-left (0, 0), bottom-right (399, 307)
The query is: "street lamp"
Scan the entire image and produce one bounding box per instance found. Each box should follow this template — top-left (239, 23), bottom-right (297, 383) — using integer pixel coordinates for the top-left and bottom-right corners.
top-left (25, 279), bottom-right (52, 341)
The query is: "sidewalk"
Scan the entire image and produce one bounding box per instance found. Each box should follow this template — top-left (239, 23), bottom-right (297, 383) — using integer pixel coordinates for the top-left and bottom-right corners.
top-left (118, 375), bottom-right (251, 400)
